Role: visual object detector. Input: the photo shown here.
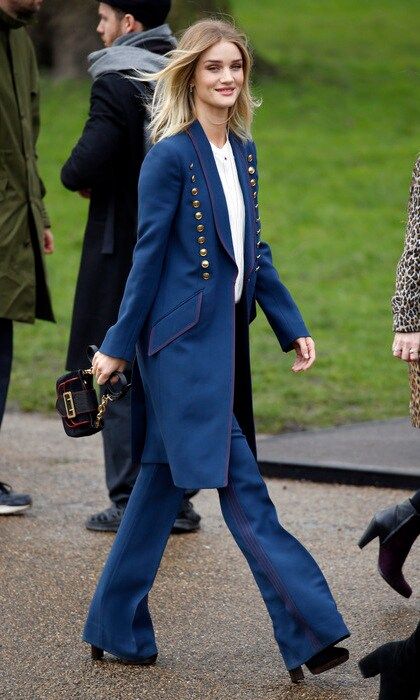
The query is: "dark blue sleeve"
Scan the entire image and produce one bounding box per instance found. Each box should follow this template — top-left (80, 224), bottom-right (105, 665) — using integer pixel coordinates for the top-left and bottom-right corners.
top-left (100, 140), bottom-right (182, 361)
top-left (251, 142), bottom-right (310, 351)
top-left (255, 241), bottom-right (310, 351)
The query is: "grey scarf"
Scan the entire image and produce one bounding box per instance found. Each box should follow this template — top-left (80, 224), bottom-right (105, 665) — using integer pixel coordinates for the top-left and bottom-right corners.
top-left (87, 24), bottom-right (176, 80)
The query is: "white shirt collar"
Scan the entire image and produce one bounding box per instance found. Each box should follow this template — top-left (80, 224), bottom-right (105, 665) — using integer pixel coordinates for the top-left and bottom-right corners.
top-left (210, 137), bottom-right (233, 163)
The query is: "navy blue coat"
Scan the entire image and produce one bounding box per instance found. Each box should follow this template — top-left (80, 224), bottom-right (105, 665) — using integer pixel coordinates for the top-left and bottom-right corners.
top-left (100, 120), bottom-right (309, 489)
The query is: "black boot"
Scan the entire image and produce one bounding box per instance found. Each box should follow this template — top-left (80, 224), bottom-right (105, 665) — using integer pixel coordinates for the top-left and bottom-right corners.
top-left (85, 504), bottom-right (125, 532)
top-left (172, 496), bottom-right (201, 534)
top-left (359, 623), bottom-right (420, 700)
top-left (289, 645), bottom-right (349, 683)
top-left (358, 498), bottom-right (420, 598)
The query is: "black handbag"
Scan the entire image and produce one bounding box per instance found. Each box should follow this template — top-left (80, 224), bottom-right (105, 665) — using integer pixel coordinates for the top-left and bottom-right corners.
top-left (55, 346), bottom-right (130, 438)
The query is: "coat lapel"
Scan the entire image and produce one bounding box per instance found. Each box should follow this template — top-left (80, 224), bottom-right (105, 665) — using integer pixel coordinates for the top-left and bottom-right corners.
top-left (187, 120), bottom-right (235, 263)
top-left (229, 133), bottom-right (256, 280)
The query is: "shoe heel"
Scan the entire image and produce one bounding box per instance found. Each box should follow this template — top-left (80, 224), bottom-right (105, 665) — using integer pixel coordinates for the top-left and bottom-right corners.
top-left (358, 518), bottom-right (379, 549)
top-left (358, 650), bottom-right (381, 678)
top-left (289, 666), bottom-right (304, 683)
top-left (91, 645), bottom-right (104, 661)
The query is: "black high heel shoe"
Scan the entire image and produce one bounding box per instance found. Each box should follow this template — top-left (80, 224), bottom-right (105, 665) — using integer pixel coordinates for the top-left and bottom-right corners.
top-left (91, 645), bottom-right (158, 665)
top-left (359, 623), bottom-right (420, 700)
top-left (289, 645), bottom-right (349, 683)
top-left (358, 499), bottom-right (420, 598)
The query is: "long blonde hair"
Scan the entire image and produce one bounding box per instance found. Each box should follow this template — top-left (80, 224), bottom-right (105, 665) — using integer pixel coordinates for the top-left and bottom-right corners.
top-left (141, 19), bottom-right (259, 144)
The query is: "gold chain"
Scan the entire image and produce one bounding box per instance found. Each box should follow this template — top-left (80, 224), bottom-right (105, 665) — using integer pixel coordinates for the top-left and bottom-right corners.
top-left (82, 368), bottom-right (112, 428)
top-left (95, 394), bottom-right (112, 429)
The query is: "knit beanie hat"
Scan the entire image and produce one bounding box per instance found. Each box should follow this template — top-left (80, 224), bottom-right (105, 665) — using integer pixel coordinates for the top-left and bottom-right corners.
top-left (98, 0), bottom-right (171, 28)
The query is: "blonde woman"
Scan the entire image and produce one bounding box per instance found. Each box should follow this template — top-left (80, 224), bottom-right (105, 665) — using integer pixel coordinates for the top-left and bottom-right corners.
top-left (84, 19), bottom-right (350, 683)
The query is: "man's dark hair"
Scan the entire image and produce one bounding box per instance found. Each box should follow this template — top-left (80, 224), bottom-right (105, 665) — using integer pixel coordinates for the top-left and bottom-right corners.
top-left (112, 6), bottom-right (150, 29)
top-left (112, 8), bottom-right (125, 20)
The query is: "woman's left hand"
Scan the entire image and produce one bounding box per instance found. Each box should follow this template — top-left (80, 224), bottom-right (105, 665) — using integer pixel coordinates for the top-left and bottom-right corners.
top-left (292, 337), bottom-right (316, 372)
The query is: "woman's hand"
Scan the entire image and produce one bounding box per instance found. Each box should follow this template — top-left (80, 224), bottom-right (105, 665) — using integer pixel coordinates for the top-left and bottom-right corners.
top-left (92, 351), bottom-right (127, 385)
top-left (392, 332), bottom-right (420, 362)
top-left (292, 337), bottom-right (316, 372)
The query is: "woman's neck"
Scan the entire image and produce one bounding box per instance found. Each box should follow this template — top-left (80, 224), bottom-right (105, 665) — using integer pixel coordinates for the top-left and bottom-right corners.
top-left (194, 102), bottom-right (229, 148)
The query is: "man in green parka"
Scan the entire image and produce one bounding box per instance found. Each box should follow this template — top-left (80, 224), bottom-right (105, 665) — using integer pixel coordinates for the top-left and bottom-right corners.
top-left (0, 0), bottom-right (54, 515)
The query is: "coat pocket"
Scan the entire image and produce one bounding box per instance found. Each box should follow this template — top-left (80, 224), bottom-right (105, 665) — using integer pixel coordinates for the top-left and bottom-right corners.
top-left (148, 290), bottom-right (203, 356)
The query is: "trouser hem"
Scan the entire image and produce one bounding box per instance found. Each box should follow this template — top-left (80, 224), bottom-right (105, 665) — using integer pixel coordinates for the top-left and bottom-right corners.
top-left (83, 620), bottom-right (158, 661)
top-left (285, 627), bottom-right (350, 670)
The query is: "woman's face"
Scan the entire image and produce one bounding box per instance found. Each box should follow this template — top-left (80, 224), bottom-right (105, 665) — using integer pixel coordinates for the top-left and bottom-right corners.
top-left (193, 40), bottom-right (244, 113)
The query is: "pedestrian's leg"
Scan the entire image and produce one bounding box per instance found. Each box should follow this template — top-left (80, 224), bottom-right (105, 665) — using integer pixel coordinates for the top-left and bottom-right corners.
top-left (0, 319), bottom-right (32, 514)
top-left (83, 463), bottom-right (184, 660)
top-left (97, 383), bottom-right (201, 534)
top-left (86, 372), bottom-right (140, 532)
top-left (100, 381), bottom-right (138, 507)
top-left (358, 491), bottom-right (420, 598)
top-left (218, 417), bottom-right (349, 671)
top-left (0, 318), bottom-right (13, 429)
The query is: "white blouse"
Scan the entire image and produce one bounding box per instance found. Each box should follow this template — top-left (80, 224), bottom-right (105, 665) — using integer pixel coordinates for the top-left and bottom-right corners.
top-left (210, 138), bottom-right (245, 303)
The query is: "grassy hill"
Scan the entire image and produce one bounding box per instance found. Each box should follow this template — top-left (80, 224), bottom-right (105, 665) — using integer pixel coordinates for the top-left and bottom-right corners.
top-left (10, 1), bottom-right (420, 432)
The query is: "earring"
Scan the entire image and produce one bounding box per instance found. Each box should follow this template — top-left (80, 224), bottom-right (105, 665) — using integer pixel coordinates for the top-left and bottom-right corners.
top-left (189, 84), bottom-right (194, 93)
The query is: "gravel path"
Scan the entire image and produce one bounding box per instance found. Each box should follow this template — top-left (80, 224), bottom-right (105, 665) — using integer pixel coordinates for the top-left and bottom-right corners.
top-left (1, 411), bottom-right (419, 700)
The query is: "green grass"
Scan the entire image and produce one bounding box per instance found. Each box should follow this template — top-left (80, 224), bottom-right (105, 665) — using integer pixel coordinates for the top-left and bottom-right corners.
top-left (9, 1), bottom-right (420, 432)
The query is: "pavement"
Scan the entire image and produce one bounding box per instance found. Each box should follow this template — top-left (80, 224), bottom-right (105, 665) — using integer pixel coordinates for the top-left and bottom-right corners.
top-left (1, 410), bottom-right (419, 700)
top-left (258, 418), bottom-right (420, 489)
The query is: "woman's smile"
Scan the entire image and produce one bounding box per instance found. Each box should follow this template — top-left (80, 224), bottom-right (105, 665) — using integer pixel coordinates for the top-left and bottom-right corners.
top-left (215, 87), bottom-right (236, 96)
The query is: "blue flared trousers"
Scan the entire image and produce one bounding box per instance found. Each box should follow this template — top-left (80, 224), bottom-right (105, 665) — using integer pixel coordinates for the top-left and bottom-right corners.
top-left (83, 417), bottom-right (349, 670)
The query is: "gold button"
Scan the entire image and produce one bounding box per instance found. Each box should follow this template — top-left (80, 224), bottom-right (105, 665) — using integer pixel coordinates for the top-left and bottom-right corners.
top-left (256, 216), bottom-right (260, 222)
top-left (248, 166), bottom-right (255, 174)
top-left (191, 174), bottom-right (196, 182)
top-left (189, 162), bottom-right (194, 169)
top-left (255, 203), bottom-right (258, 209)
top-left (253, 191), bottom-right (257, 198)
top-left (196, 224), bottom-right (204, 232)
top-left (199, 248), bottom-right (207, 256)
top-left (192, 200), bottom-right (200, 208)
top-left (248, 154), bottom-right (253, 162)
top-left (201, 260), bottom-right (210, 269)
top-left (250, 178), bottom-right (256, 186)
top-left (257, 228), bottom-right (261, 234)
top-left (197, 236), bottom-right (206, 244)
top-left (257, 241), bottom-right (261, 247)
top-left (202, 272), bottom-right (210, 280)
top-left (195, 212), bottom-right (203, 220)
top-left (191, 187), bottom-right (198, 195)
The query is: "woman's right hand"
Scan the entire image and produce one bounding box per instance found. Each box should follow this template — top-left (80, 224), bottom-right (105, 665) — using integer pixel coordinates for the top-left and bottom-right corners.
top-left (392, 332), bottom-right (420, 362)
top-left (92, 351), bottom-right (127, 385)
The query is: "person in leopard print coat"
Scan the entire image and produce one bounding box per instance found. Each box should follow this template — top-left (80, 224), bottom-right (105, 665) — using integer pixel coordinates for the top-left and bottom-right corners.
top-left (357, 158), bottom-right (420, 700)
top-left (392, 156), bottom-right (420, 427)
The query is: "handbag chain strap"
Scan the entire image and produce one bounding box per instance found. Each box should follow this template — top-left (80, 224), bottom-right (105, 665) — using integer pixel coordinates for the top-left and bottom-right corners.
top-left (95, 394), bottom-right (112, 428)
top-left (82, 368), bottom-right (113, 428)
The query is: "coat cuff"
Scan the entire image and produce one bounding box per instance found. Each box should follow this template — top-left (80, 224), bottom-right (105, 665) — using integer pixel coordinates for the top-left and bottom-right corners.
top-left (281, 322), bottom-right (311, 352)
top-left (393, 317), bottom-right (420, 333)
top-left (100, 334), bottom-right (135, 364)
top-left (39, 197), bottom-right (51, 229)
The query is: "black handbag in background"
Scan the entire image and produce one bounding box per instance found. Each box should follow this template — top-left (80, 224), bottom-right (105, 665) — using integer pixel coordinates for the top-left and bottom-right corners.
top-left (55, 345), bottom-right (130, 438)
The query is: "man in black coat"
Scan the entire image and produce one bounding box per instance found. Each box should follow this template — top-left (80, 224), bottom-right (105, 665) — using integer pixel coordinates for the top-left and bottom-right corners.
top-left (61, 0), bottom-right (201, 534)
